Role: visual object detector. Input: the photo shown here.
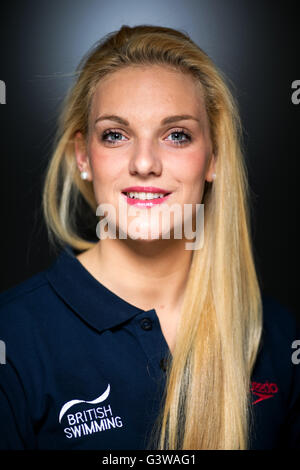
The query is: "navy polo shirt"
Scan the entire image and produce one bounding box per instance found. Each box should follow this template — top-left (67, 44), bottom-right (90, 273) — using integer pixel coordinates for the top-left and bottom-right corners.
top-left (0, 245), bottom-right (300, 450)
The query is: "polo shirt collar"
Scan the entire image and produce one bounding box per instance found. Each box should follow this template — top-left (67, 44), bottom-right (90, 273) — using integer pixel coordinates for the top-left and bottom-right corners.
top-left (45, 244), bottom-right (155, 334)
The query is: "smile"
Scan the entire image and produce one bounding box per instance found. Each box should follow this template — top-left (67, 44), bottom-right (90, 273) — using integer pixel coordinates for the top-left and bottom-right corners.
top-left (125, 191), bottom-right (169, 200)
top-left (121, 191), bottom-right (172, 206)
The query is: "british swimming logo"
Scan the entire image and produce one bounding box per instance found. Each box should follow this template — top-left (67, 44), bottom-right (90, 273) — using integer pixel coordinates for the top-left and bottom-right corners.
top-left (58, 384), bottom-right (124, 439)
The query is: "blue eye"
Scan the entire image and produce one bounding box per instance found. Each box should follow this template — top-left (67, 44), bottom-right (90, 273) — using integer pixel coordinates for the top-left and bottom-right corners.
top-left (101, 130), bottom-right (126, 144)
top-left (166, 130), bottom-right (191, 145)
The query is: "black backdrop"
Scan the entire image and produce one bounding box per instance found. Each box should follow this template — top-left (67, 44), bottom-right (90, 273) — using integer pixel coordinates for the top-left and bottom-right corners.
top-left (0, 0), bottom-right (299, 319)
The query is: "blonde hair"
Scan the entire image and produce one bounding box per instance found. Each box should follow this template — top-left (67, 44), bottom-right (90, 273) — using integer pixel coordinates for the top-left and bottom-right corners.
top-left (42, 24), bottom-right (263, 449)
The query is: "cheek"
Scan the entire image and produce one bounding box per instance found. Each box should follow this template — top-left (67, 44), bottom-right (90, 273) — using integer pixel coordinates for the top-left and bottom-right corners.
top-left (87, 144), bottom-right (121, 205)
top-left (175, 150), bottom-right (209, 205)
top-left (89, 143), bottom-right (123, 183)
top-left (176, 150), bottom-right (208, 183)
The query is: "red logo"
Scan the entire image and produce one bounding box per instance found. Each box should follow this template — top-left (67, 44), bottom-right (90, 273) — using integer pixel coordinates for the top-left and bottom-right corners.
top-left (251, 381), bottom-right (278, 405)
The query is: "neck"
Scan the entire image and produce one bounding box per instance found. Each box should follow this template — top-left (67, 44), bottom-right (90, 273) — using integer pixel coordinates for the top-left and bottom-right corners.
top-left (78, 237), bottom-right (193, 315)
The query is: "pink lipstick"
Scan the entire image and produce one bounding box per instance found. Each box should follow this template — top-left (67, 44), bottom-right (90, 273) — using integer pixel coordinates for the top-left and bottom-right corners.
top-left (121, 186), bottom-right (172, 208)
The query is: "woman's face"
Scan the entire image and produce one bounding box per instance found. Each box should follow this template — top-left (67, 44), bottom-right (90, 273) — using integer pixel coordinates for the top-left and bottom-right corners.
top-left (75, 65), bottom-right (215, 242)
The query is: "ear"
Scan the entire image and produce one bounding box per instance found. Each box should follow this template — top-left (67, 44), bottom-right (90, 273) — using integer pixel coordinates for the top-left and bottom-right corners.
top-left (205, 153), bottom-right (216, 183)
top-left (74, 131), bottom-right (92, 181)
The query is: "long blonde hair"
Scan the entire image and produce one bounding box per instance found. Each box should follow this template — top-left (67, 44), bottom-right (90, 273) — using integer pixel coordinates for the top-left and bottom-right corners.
top-left (42, 24), bottom-right (263, 449)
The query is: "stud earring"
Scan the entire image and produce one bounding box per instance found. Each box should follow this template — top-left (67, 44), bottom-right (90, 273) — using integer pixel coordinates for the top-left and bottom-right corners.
top-left (212, 173), bottom-right (217, 181)
top-left (80, 171), bottom-right (88, 180)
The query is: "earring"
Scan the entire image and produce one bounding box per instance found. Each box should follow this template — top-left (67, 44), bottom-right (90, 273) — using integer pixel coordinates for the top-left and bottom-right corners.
top-left (80, 171), bottom-right (88, 180)
top-left (212, 173), bottom-right (217, 181)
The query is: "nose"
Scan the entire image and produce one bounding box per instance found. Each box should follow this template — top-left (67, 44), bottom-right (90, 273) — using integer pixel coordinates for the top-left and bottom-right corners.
top-left (128, 140), bottom-right (162, 177)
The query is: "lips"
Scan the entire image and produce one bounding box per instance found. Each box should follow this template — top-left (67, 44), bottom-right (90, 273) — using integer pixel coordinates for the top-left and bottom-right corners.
top-left (120, 186), bottom-right (173, 208)
top-left (122, 186), bottom-right (171, 195)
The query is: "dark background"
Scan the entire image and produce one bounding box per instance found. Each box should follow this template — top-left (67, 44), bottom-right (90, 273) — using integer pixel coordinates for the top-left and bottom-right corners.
top-left (0, 0), bottom-right (299, 318)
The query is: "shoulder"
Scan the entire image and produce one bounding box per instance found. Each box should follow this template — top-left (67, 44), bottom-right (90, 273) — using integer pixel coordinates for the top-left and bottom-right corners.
top-left (0, 271), bottom-right (49, 309)
top-left (259, 293), bottom-right (300, 363)
top-left (261, 293), bottom-right (300, 342)
top-left (0, 259), bottom-right (62, 339)
top-left (0, 270), bottom-right (50, 317)
top-left (0, 254), bottom-right (73, 383)
top-left (254, 293), bottom-right (300, 403)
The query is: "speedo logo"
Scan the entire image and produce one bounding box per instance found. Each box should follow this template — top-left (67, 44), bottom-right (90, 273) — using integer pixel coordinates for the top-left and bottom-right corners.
top-left (58, 384), bottom-right (124, 439)
top-left (251, 381), bottom-right (279, 405)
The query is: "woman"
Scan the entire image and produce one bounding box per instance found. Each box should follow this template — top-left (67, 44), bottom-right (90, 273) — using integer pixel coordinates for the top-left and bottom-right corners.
top-left (0, 24), bottom-right (299, 450)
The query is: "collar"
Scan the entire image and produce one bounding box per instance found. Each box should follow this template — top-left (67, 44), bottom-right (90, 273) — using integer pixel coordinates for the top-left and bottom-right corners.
top-left (44, 245), bottom-right (155, 334)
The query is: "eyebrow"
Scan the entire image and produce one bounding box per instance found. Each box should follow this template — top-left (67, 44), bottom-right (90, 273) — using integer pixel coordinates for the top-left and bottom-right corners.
top-left (94, 114), bottom-right (200, 126)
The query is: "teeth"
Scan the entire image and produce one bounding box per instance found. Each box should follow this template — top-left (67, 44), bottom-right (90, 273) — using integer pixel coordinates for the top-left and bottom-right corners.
top-left (126, 192), bottom-right (167, 200)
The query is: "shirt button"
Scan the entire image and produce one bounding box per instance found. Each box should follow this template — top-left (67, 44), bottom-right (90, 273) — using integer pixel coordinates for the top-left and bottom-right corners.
top-left (140, 318), bottom-right (153, 331)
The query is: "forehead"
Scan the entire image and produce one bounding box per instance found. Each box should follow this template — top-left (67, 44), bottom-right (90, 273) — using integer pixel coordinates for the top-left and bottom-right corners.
top-left (90, 65), bottom-right (206, 120)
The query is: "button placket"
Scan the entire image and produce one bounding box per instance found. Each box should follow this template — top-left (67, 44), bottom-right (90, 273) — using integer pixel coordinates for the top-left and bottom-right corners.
top-left (134, 311), bottom-right (169, 379)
